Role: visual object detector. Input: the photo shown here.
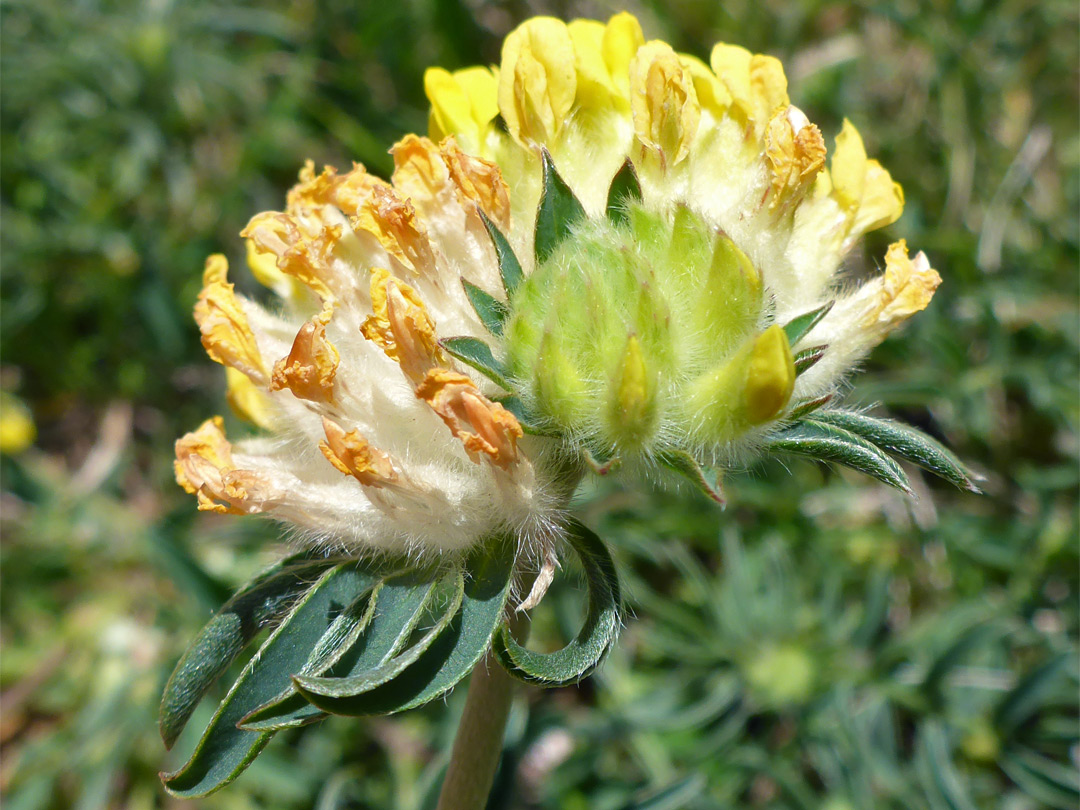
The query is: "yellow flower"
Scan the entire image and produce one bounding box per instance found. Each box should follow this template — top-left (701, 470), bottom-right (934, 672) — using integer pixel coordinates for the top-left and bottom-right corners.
top-left (177, 12), bottom-right (940, 557)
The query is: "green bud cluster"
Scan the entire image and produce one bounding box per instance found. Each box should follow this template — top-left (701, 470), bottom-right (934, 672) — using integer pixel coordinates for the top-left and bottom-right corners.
top-left (504, 203), bottom-right (796, 458)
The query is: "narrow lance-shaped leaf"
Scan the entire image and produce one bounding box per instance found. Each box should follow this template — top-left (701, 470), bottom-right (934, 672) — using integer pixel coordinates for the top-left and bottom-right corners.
top-left (240, 569), bottom-right (442, 732)
top-left (293, 569), bottom-right (465, 704)
top-left (296, 538), bottom-right (515, 716)
top-left (479, 209), bottom-right (524, 297)
top-left (461, 278), bottom-right (509, 337)
top-left (440, 336), bottom-right (512, 391)
top-left (793, 344), bottom-right (827, 375)
top-left (658, 449), bottom-right (725, 507)
top-left (158, 551), bottom-right (342, 749)
top-left (535, 147), bottom-right (586, 264)
top-left (161, 565), bottom-right (377, 798)
top-left (809, 410), bottom-right (982, 492)
top-left (765, 420), bottom-right (912, 494)
top-left (493, 520), bottom-right (622, 687)
top-left (606, 158), bottom-right (642, 226)
top-left (787, 394), bottom-right (832, 421)
top-left (782, 302), bottom-right (834, 346)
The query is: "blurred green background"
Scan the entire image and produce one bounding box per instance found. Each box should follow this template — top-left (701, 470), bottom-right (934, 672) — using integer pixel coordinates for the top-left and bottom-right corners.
top-left (1, 1), bottom-right (1077, 808)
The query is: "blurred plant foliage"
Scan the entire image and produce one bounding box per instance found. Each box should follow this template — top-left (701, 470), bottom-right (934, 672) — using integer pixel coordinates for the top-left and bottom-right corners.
top-left (1, 0), bottom-right (1077, 809)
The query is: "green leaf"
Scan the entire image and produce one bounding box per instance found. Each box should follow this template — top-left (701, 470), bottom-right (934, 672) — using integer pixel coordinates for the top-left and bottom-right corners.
top-left (765, 420), bottom-right (912, 494)
top-left (479, 210), bottom-right (524, 297)
top-left (782, 302), bottom-right (834, 346)
top-left (810, 410), bottom-right (982, 492)
top-left (494, 520), bottom-right (621, 687)
top-left (916, 722), bottom-right (979, 810)
top-left (1000, 747), bottom-right (1080, 809)
top-left (239, 569), bottom-right (442, 732)
top-left (995, 653), bottom-right (1072, 736)
top-left (161, 565), bottom-right (376, 798)
top-left (658, 449), bottom-right (725, 506)
top-left (290, 569), bottom-right (463, 703)
top-left (621, 774), bottom-right (707, 810)
top-left (461, 278), bottom-right (509, 337)
top-left (440, 336), bottom-right (512, 391)
top-left (535, 147), bottom-right (586, 264)
top-left (606, 159), bottom-right (642, 226)
top-left (296, 539), bottom-right (515, 715)
top-left (236, 585), bottom-right (382, 731)
top-left (158, 551), bottom-right (341, 749)
top-left (793, 344), bottom-right (826, 375)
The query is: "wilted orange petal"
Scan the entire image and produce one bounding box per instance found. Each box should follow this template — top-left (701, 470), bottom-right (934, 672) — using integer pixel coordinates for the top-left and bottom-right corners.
top-left (271, 304), bottom-right (340, 404)
top-left (319, 417), bottom-right (399, 488)
top-left (415, 368), bottom-right (522, 470)
top-left (194, 255), bottom-right (268, 384)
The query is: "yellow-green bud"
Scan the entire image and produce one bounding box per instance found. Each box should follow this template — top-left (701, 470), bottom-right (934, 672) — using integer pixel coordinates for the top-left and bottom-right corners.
top-left (504, 202), bottom-right (789, 458)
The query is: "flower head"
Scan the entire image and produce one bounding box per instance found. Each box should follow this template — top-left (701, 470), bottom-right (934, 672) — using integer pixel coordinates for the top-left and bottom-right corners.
top-left (176, 13), bottom-right (944, 557)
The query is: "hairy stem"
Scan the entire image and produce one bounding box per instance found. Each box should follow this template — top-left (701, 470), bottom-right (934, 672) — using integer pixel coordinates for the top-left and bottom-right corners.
top-left (436, 612), bottom-right (529, 810)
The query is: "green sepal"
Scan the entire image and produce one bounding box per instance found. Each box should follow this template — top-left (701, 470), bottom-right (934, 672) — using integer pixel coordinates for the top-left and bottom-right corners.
top-left (765, 420), bottom-right (912, 494)
top-left (479, 209), bottom-right (524, 297)
top-left (809, 410), bottom-right (982, 493)
top-left (158, 551), bottom-right (341, 750)
top-left (294, 539), bottom-right (515, 716)
top-left (240, 570), bottom-right (441, 732)
top-left (787, 394), bottom-right (833, 421)
top-left (535, 147), bottom-right (586, 264)
top-left (658, 449), bottom-right (726, 507)
top-left (585, 448), bottom-right (621, 476)
top-left (160, 565), bottom-right (377, 798)
top-left (461, 278), bottom-right (509, 337)
top-left (793, 344), bottom-right (827, 375)
top-left (493, 520), bottom-right (621, 687)
top-left (782, 302), bottom-right (834, 346)
top-left (440, 336), bottom-right (512, 391)
top-left (605, 159), bottom-right (642, 226)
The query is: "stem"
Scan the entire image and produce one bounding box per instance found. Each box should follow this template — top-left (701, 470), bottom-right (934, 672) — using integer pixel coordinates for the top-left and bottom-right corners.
top-left (436, 612), bottom-right (529, 810)
top-left (437, 459), bottom-right (582, 808)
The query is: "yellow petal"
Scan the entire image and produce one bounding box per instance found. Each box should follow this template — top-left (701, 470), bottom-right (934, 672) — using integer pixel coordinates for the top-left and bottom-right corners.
top-left (415, 368), bottom-right (523, 470)
top-left (360, 268), bottom-right (441, 383)
top-left (225, 367), bottom-right (276, 430)
top-left (744, 325), bottom-right (795, 424)
top-left (425, 66), bottom-right (499, 152)
top-left (630, 41), bottom-right (701, 166)
top-left (861, 240), bottom-right (941, 335)
top-left (498, 17), bottom-right (577, 145)
top-left (765, 106), bottom-right (826, 210)
top-left (319, 417), bottom-right (399, 488)
top-left (194, 255), bottom-right (268, 383)
top-left (710, 43), bottom-right (753, 117)
top-left (679, 54), bottom-right (733, 116)
top-left (568, 19), bottom-right (614, 106)
top-left (831, 120), bottom-right (904, 234)
top-left (271, 304), bottom-right (340, 404)
top-left (0, 393), bottom-right (35, 454)
top-left (601, 12), bottom-right (645, 98)
top-left (245, 238), bottom-right (298, 299)
top-left (749, 54), bottom-right (789, 124)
